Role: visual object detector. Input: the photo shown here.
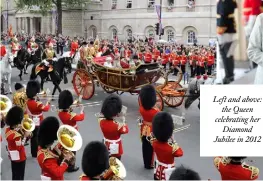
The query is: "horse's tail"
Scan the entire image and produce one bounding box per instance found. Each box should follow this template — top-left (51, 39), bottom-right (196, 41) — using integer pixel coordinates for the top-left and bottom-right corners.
top-left (30, 64), bottom-right (37, 80)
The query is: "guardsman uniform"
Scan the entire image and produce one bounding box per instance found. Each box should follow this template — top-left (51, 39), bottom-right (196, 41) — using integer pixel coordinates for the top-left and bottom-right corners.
top-left (41, 43), bottom-right (57, 73)
top-left (37, 117), bottom-right (71, 180)
top-left (138, 51), bottom-right (143, 61)
top-left (144, 50), bottom-right (153, 63)
top-left (161, 53), bottom-right (170, 70)
top-left (124, 48), bottom-right (131, 59)
top-left (0, 43), bottom-right (7, 58)
top-left (5, 106), bottom-right (29, 180)
top-left (139, 85), bottom-right (160, 169)
top-left (58, 90), bottom-right (84, 172)
top-left (153, 48), bottom-right (160, 62)
top-left (217, 0), bottom-right (237, 84)
top-left (80, 141), bottom-right (109, 180)
top-left (70, 38), bottom-right (79, 57)
top-left (27, 36), bottom-right (39, 55)
top-left (99, 95), bottom-right (129, 160)
top-left (80, 42), bottom-right (89, 65)
top-left (180, 54), bottom-right (187, 74)
top-left (189, 53), bottom-right (197, 77)
top-left (170, 52), bottom-right (179, 75)
top-left (207, 52), bottom-right (215, 75)
top-left (149, 112), bottom-right (183, 180)
top-left (26, 80), bottom-right (50, 158)
top-left (214, 157), bottom-right (259, 180)
top-left (13, 83), bottom-right (27, 113)
top-left (11, 37), bottom-right (21, 57)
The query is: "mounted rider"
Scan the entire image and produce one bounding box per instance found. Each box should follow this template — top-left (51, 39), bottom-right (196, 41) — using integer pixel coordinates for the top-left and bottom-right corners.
top-left (27, 36), bottom-right (39, 56)
top-left (10, 36), bottom-right (22, 58)
top-left (40, 42), bottom-right (57, 73)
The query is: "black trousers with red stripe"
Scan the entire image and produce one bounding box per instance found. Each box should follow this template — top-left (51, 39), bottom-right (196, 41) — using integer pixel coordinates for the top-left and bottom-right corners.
top-left (142, 136), bottom-right (154, 169)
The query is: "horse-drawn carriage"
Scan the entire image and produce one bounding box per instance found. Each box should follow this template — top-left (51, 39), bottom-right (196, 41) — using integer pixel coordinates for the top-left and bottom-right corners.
top-left (72, 56), bottom-right (187, 110)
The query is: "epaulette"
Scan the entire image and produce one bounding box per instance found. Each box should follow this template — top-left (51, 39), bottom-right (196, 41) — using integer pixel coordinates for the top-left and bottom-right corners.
top-left (37, 149), bottom-right (58, 163)
top-left (98, 118), bottom-right (104, 123)
top-left (79, 174), bottom-right (87, 180)
top-left (168, 141), bottom-right (180, 153)
top-left (70, 112), bottom-right (77, 120)
top-left (242, 164), bottom-right (259, 179)
top-left (5, 129), bottom-right (22, 140)
top-left (214, 157), bottom-right (221, 169)
top-left (221, 157), bottom-right (231, 165)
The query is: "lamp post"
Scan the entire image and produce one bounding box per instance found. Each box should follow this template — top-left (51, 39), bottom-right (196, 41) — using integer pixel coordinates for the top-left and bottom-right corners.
top-left (159, 0), bottom-right (163, 40)
top-left (6, 0), bottom-right (9, 32)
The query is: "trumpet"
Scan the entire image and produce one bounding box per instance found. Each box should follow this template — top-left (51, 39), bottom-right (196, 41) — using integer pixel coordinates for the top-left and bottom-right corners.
top-left (100, 157), bottom-right (126, 180)
top-left (56, 125), bottom-right (83, 163)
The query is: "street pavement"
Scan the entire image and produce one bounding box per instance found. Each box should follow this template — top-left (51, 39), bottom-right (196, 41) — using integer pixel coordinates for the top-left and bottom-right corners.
top-left (1, 67), bottom-right (263, 180)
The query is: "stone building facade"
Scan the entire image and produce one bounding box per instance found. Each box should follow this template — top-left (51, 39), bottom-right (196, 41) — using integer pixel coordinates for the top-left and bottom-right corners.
top-left (1, 0), bottom-right (216, 45)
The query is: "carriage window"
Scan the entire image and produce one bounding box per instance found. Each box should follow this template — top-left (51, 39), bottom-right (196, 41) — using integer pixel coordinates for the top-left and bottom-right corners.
top-left (112, 29), bottom-right (117, 40)
top-left (167, 30), bottom-right (175, 41)
top-left (127, 0), bottom-right (132, 8)
top-left (187, 31), bottom-right (196, 44)
top-left (148, 0), bottom-right (155, 8)
top-left (112, 0), bottom-right (117, 9)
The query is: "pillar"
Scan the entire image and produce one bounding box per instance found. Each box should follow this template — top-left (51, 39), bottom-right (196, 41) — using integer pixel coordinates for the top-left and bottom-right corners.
top-left (30, 17), bottom-right (33, 34)
top-left (17, 17), bottom-right (21, 32)
top-left (24, 17), bottom-right (28, 33)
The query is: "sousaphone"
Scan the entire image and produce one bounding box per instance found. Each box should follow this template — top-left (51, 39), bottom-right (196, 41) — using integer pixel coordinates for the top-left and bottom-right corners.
top-left (57, 125), bottom-right (83, 152)
top-left (101, 157), bottom-right (126, 180)
top-left (21, 114), bottom-right (35, 132)
top-left (0, 95), bottom-right (12, 115)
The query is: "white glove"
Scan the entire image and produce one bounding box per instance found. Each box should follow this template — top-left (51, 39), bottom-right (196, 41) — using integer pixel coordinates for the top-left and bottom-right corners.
top-left (43, 59), bottom-right (49, 66)
top-left (53, 57), bottom-right (58, 61)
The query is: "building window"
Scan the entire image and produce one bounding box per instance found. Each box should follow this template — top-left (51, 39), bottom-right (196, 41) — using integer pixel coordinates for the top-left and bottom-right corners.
top-left (91, 28), bottom-right (97, 39)
top-left (112, 29), bottom-right (117, 39)
top-left (148, 0), bottom-right (155, 8)
top-left (148, 30), bottom-right (154, 38)
top-left (167, 30), bottom-right (175, 41)
top-left (168, 0), bottom-right (174, 6)
top-left (187, 31), bottom-right (196, 44)
top-left (127, 0), bottom-right (132, 8)
top-left (126, 29), bottom-right (132, 39)
top-left (112, 0), bottom-right (117, 9)
top-left (187, 0), bottom-right (195, 8)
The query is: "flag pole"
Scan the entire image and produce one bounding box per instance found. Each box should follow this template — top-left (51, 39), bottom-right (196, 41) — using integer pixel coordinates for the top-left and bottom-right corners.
top-left (159, 0), bottom-right (163, 40)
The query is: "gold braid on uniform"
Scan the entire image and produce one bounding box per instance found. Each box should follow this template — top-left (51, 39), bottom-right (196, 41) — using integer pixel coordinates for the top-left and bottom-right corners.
top-left (168, 141), bottom-right (180, 154)
top-left (242, 164), bottom-right (259, 179)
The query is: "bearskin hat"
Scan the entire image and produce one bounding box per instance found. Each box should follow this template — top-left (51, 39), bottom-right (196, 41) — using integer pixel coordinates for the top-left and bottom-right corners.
top-left (5, 106), bottom-right (24, 127)
top-left (58, 90), bottom-right (73, 110)
top-left (90, 41), bottom-right (94, 45)
top-left (133, 55), bottom-right (139, 60)
top-left (153, 112), bottom-right (174, 142)
top-left (37, 117), bottom-right (60, 148)
top-left (229, 157), bottom-right (247, 162)
top-left (82, 42), bottom-right (87, 46)
top-left (169, 165), bottom-right (201, 180)
top-left (139, 85), bottom-right (156, 110)
top-left (14, 82), bottom-right (24, 91)
top-left (26, 80), bottom-right (40, 99)
top-left (82, 141), bottom-right (109, 178)
top-left (101, 95), bottom-right (122, 120)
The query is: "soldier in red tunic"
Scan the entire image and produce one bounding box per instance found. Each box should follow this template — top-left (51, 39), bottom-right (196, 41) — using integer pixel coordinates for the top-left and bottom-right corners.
top-left (26, 80), bottom-right (51, 157)
top-left (99, 95), bottom-right (129, 160)
top-left (37, 117), bottom-right (73, 180)
top-left (149, 112), bottom-right (183, 180)
top-left (79, 141), bottom-right (109, 180)
top-left (0, 41), bottom-right (7, 59)
top-left (139, 85), bottom-right (160, 169)
top-left (207, 50), bottom-right (215, 75)
top-left (153, 47), bottom-right (160, 62)
top-left (180, 51), bottom-right (187, 74)
top-left (169, 165), bottom-right (201, 180)
top-left (144, 48), bottom-right (153, 63)
top-left (214, 157), bottom-right (259, 180)
top-left (70, 37), bottom-right (79, 58)
top-left (5, 106), bottom-right (31, 180)
top-left (58, 90), bottom-right (84, 172)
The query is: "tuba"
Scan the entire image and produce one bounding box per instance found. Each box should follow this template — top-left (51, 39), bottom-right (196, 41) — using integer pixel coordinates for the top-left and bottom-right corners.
top-left (57, 125), bottom-right (83, 162)
top-left (21, 114), bottom-right (35, 132)
top-left (0, 95), bottom-right (12, 116)
top-left (100, 157), bottom-right (126, 180)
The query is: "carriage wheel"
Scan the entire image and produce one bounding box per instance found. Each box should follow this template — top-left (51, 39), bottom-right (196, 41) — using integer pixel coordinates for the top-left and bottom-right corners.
top-left (161, 81), bottom-right (184, 107)
top-left (101, 85), bottom-right (116, 93)
top-left (72, 69), bottom-right (95, 100)
top-left (138, 91), bottom-right (164, 111)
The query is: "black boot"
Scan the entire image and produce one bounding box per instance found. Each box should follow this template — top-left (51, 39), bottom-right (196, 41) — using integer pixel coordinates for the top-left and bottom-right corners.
top-left (67, 165), bottom-right (79, 172)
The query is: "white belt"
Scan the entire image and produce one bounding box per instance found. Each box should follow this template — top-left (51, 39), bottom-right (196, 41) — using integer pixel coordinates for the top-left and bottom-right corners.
top-left (156, 160), bottom-right (174, 168)
top-left (104, 138), bottom-right (121, 143)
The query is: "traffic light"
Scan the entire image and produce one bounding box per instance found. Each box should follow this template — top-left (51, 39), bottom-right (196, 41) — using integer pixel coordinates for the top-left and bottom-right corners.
top-left (155, 23), bottom-right (160, 35)
top-left (161, 28), bottom-right (164, 35)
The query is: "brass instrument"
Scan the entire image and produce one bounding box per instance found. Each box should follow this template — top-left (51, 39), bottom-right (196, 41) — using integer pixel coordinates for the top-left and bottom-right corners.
top-left (0, 95), bottom-right (12, 115)
top-left (56, 125), bottom-right (82, 164)
top-left (21, 115), bottom-right (36, 132)
top-left (100, 157), bottom-right (126, 180)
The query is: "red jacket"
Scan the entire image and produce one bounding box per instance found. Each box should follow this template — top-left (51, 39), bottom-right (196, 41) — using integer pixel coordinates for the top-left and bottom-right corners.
top-left (11, 42), bottom-right (22, 55)
top-left (144, 52), bottom-right (152, 63)
top-left (124, 50), bottom-right (131, 58)
top-left (139, 106), bottom-right (159, 137)
top-left (5, 127), bottom-right (26, 162)
top-left (99, 119), bottom-right (129, 157)
top-left (180, 55), bottom-right (187, 65)
top-left (214, 157), bottom-right (259, 180)
top-left (170, 53), bottom-right (179, 66)
top-left (37, 147), bottom-right (68, 180)
top-left (70, 41), bottom-right (79, 56)
top-left (26, 99), bottom-right (50, 126)
top-left (138, 52), bottom-right (143, 60)
top-left (120, 60), bottom-right (130, 69)
top-left (207, 55), bottom-right (214, 66)
top-left (161, 53), bottom-right (170, 65)
top-left (153, 49), bottom-right (160, 60)
top-left (0, 45), bottom-right (7, 57)
top-left (58, 111), bottom-right (84, 130)
top-left (152, 140), bottom-right (183, 180)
